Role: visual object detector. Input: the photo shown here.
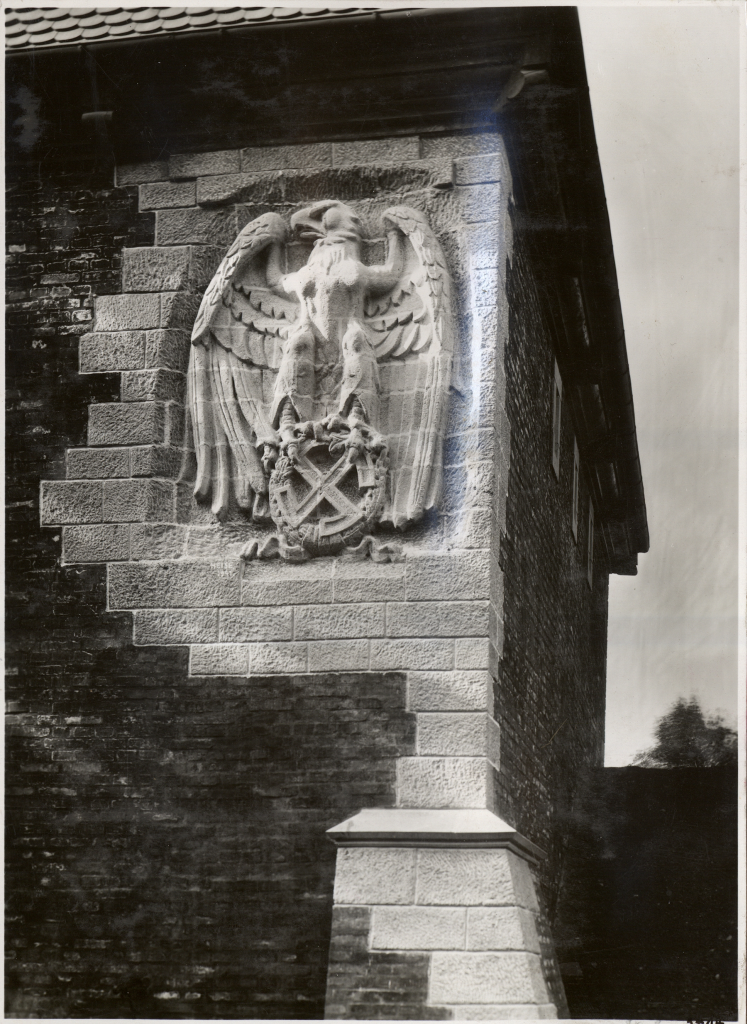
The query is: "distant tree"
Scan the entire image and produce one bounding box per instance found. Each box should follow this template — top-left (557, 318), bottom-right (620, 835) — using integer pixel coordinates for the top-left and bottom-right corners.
top-left (633, 697), bottom-right (737, 767)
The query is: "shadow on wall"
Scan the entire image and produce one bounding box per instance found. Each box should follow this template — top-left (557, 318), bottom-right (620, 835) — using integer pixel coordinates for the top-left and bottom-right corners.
top-left (553, 765), bottom-right (738, 1020)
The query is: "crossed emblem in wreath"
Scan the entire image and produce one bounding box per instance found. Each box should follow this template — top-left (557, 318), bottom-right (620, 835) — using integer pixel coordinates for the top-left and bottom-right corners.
top-left (268, 434), bottom-right (387, 556)
top-left (274, 444), bottom-right (366, 537)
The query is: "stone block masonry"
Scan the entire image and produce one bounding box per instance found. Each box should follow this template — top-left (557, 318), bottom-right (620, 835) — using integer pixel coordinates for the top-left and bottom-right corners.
top-left (324, 819), bottom-right (562, 1019)
top-left (25, 131), bottom-right (566, 1019)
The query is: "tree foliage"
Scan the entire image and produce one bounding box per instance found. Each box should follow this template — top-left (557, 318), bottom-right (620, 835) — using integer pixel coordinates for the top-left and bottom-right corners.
top-left (633, 697), bottom-right (737, 767)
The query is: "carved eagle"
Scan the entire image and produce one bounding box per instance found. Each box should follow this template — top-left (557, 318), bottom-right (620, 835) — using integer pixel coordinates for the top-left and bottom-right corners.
top-left (185, 201), bottom-right (454, 531)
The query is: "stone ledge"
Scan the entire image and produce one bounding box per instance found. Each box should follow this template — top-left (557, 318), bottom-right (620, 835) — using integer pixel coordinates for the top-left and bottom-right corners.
top-left (327, 809), bottom-right (544, 863)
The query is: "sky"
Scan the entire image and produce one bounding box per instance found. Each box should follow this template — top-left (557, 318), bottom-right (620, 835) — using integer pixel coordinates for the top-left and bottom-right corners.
top-left (578, 5), bottom-right (741, 764)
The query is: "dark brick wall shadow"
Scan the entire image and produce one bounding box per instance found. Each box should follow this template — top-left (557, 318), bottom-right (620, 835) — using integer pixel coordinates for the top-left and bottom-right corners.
top-left (5, 175), bottom-right (415, 1019)
top-left (554, 766), bottom-right (738, 1020)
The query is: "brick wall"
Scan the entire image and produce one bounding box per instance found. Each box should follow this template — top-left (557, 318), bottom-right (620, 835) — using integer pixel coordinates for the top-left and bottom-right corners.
top-left (495, 226), bottom-right (610, 912)
top-left (555, 767), bottom-right (738, 1020)
top-left (37, 134), bottom-right (512, 823)
top-left (5, 172), bottom-right (416, 1018)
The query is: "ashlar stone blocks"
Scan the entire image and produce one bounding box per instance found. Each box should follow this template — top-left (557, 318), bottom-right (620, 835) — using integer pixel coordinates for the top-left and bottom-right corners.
top-left (37, 130), bottom-right (567, 1018)
top-left (326, 825), bottom-right (557, 1018)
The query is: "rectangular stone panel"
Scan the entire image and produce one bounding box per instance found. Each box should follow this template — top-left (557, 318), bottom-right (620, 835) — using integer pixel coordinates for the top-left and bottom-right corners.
top-left (386, 600), bottom-right (489, 638)
top-left (307, 640), bottom-right (370, 672)
top-left (333, 848), bottom-right (417, 905)
top-left (463, 222), bottom-right (508, 272)
top-left (190, 643), bottom-right (249, 676)
top-left (121, 370), bottom-right (185, 404)
top-left (459, 183), bottom-right (504, 224)
top-left (248, 642), bottom-right (308, 675)
top-left (62, 524), bottom-right (130, 563)
top-left (369, 639), bottom-right (454, 672)
top-left (66, 447), bottom-right (130, 480)
top-left (333, 561), bottom-right (406, 603)
top-left (332, 137), bottom-right (420, 164)
top-left (40, 481), bottom-right (102, 525)
top-left (242, 561), bottom-right (333, 606)
top-left (294, 602), bottom-right (386, 641)
top-left (134, 609), bottom-right (219, 645)
top-left (467, 907), bottom-right (541, 954)
top-left (139, 180), bottom-right (196, 210)
top-left (416, 849), bottom-right (539, 911)
top-left (79, 331), bottom-right (145, 373)
top-left (130, 445), bottom-right (183, 479)
top-left (416, 713), bottom-right (498, 761)
top-left (155, 208), bottom-right (237, 247)
top-left (371, 906), bottom-right (466, 950)
top-left (95, 294), bottom-right (161, 332)
top-left (429, 951), bottom-right (549, 1005)
top-left (108, 560), bottom-right (242, 609)
top-left (130, 524), bottom-right (186, 560)
top-left (455, 638), bottom-right (490, 670)
top-left (240, 142), bottom-right (332, 171)
top-left (219, 606), bottom-right (293, 643)
top-left (145, 330), bottom-right (190, 371)
top-left (102, 480), bottom-right (174, 523)
top-left (454, 153), bottom-right (509, 185)
top-left (160, 292), bottom-right (201, 330)
top-left (169, 149), bottom-right (240, 178)
top-left (116, 160), bottom-right (169, 185)
top-left (407, 671), bottom-right (491, 712)
top-left (406, 552), bottom-right (490, 602)
top-left (122, 246), bottom-right (192, 292)
top-left (87, 403), bottom-right (165, 447)
top-left (397, 756), bottom-right (489, 809)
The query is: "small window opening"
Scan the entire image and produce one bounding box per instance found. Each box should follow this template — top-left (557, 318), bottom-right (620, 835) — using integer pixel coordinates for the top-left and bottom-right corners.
top-left (572, 438), bottom-right (580, 541)
top-left (552, 359), bottom-right (562, 478)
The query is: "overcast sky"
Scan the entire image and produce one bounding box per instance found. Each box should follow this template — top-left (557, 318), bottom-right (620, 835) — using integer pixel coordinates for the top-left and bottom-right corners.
top-left (578, 4), bottom-right (740, 764)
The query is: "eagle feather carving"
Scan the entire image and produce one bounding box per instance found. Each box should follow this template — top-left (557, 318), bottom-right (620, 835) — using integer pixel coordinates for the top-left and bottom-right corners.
top-left (185, 199), bottom-right (453, 548)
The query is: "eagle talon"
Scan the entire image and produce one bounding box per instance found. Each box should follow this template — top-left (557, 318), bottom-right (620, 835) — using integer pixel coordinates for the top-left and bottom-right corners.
top-left (261, 443), bottom-right (279, 474)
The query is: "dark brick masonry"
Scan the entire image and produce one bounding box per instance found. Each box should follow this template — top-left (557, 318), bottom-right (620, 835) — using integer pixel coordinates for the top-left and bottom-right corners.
top-left (325, 908), bottom-right (450, 1022)
top-left (496, 225), bottom-right (610, 917)
top-left (555, 767), bottom-right (738, 1021)
top-left (5, 174), bottom-right (416, 1019)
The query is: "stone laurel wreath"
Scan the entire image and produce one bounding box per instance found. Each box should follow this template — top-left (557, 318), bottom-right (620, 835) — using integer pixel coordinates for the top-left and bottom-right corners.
top-left (184, 199), bottom-right (453, 554)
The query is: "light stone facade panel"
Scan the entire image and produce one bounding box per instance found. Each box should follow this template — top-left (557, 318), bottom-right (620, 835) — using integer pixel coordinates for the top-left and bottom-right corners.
top-left (370, 906), bottom-right (466, 950)
top-left (397, 756), bottom-right (490, 809)
top-left (429, 951), bottom-right (549, 1005)
top-left (333, 848), bottom-right (418, 906)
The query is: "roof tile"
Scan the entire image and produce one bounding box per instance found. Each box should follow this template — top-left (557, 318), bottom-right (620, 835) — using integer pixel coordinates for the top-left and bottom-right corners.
top-left (6, 4), bottom-right (388, 50)
top-left (82, 24), bottom-right (110, 39)
top-left (55, 26), bottom-right (84, 41)
top-left (103, 11), bottom-right (132, 25)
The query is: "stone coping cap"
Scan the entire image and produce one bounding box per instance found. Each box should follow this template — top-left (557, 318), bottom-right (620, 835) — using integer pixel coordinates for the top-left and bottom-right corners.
top-left (327, 808), bottom-right (546, 862)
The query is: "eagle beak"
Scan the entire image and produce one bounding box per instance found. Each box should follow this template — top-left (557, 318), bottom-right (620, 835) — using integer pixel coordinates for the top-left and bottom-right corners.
top-left (291, 201), bottom-right (337, 240)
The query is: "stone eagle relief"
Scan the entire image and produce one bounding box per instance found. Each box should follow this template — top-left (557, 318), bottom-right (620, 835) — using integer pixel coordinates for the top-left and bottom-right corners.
top-left (185, 200), bottom-right (453, 560)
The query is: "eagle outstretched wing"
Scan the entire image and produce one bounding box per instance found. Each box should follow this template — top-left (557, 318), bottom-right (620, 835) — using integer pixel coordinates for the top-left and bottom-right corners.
top-left (187, 212), bottom-right (298, 518)
top-left (365, 206), bottom-right (454, 529)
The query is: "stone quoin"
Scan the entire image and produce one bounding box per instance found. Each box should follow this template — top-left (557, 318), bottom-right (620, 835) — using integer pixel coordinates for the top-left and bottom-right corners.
top-left (7, 6), bottom-right (648, 1019)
